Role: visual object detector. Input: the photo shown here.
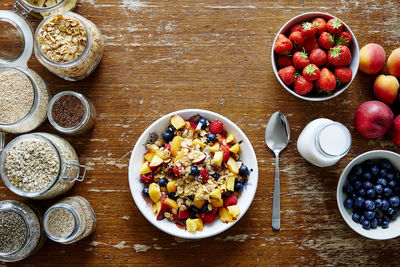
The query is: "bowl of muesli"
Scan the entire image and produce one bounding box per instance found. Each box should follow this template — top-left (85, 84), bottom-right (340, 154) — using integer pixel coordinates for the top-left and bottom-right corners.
top-left (128, 109), bottom-right (258, 239)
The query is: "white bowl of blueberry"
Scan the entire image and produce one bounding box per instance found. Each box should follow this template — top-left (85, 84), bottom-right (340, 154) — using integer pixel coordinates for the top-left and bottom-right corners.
top-left (337, 150), bottom-right (400, 240)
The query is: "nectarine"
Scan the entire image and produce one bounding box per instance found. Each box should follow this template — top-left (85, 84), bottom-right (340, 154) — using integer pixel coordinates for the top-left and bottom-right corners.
top-left (388, 48), bottom-right (400, 78)
top-left (373, 74), bottom-right (399, 104)
top-left (359, 43), bottom-right (386, 75)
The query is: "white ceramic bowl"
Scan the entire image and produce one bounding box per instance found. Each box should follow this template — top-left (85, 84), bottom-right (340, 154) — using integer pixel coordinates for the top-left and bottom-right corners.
top-left (271, 12), bottom-right (360, 101)
top-left (128, 109), bottom-right (258, 239)
top-left (337, 150), bottom-right (400, 240)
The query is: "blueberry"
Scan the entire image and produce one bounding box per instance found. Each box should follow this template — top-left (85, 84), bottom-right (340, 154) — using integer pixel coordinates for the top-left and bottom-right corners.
top-left (190, 166), bottom-right (199, 176)
top-left (375, 198), bottom-right (383, 208)
top-left (351, 193), bottom-right (357, 200)
top-left (158, 178), bottom-right (168, 187)
top-left (389, 180), bottom-right (396, 188)
top-left (384, 187), bottom-right (393, 197)
top-left (363, 172), bottom-right (372, 180)
top-left (201, 203), bottom-right (210, 212)
top-left (382, 220), bottom-right (389, 229)
top-left (234, 182), bottom-right (244, 192)
top-left (359, 215), bottom-right (366, 224)
top-left (162, 131), bottom-right (173, 142)
top-left (167, 125), bottom-right (176, 133)
top-left (168, 192), bottom-right (177, 200)
top-left (352, 212), bottom-right (360, 222)
top-left (391, 213), bottom-right (398, 221)
top-left (142, 186), bottom-right (149, 197)
top-left (378, 218), bottom-right (383, 226)
top-left (189, 211), bottom-right (197, 219)
top-left (380, 159), bottom-right (393, 170)
top-left (363, 160), bottom-right (374, 168)
top-left (395, 171), bottom-right (400, 180)
top-left (211, 173), bottom-right (219, 181)
top-left (366, 188), bottom-right (376, 199)
top-left (355, 197), bottom-right (364, 208)
top-left (389, 196), bottom-right (400, 207)
top-left (239, 165), bottom-right (250, 176)
top-left (364, 199), bottom-right (375, 210)
top-left (371, 218), bottom-right (378, 229)
top-left (344, 199), bottom-right (353, 209)
top-left (387, 207), bottom-right (395, 216)
top-left (354, 181), bottom-right (362, 189)
top-left (380, 169), bottom-right (387, 177)
top-left (375, 184), bottom-right (383, 194)
top-left (222, 190), bottom-right (231, 198)
top-left (358, 189), bottom-right (366, 197)
top-left (371, 166), bottom-right (379, 176)
top-left (362, 220), bottom-right (371, 230)
top-left (363, 181), bottom-right (373, 189)
top-left (351, 165), bottom-right (363, 176)
top-left (377, 178), bottom-right (387, 187)
top-left (382, 199), bottom-right (390, 211)
top-left (198, 118), bottom-right (208, 129)
top-left (348, 173), bottom-right (358, 182)
top-left (206, 133), bottom-right (216, 143)
top-left (189, 205), bottom-right (201, 214)
top-left (364, 211), bottom-right (376, 220)
top-left (387, 173), bottom-right (394, 180)
top-left (343, 184), bottom-right (354, 194)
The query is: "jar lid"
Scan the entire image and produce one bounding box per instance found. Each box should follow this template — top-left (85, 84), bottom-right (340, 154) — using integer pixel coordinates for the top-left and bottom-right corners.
top-left (0, 10), bottom-right (33, 68)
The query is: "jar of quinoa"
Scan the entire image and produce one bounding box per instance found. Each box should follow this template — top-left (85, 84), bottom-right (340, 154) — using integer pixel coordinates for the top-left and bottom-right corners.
top-left (0, 132), bottom-right (86, 199)
top-left (14, 0), bottom-right (77, 18)
top-left (0, 200), bottom-right (46, 262)
top-left (34, 12), bottom-right (104, 81)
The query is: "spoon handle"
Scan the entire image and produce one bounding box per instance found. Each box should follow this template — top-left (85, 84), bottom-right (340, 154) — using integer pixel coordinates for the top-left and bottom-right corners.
top-left (272, 152), bottom-right (280, 231)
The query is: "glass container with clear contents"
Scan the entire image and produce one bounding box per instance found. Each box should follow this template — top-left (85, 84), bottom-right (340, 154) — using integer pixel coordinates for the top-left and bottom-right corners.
top-left (0, 133), bottom-right (86, 199)
top-left (34, 12), bottom-right (104, 81)
top-left (14, 0), bottom-right (77, 18)
top-left (0, 200), bottom-right (46, 262)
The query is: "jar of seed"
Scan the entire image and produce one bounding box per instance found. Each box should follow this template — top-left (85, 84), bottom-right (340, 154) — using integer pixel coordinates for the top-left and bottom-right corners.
top-left (0, 200), bottom-right (46, 262)
top-left (0, 132), bottom-right (86, 199)
top-left (14, 0), bottom-right (77, 18)
top-left (47, 91), bottom-right (96, 135)
top-left (43, 196), bottom-right (96, 244)
top-left (34, 12), bottom-right (104, 81)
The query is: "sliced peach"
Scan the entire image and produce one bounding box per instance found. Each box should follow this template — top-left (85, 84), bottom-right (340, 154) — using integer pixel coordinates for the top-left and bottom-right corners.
top-left (209, 188), bottom-right (221, 199)
top-left (219, 207), bottom-right (234, 223)
top-left (146, 144), bottom-right (159, 153)
top-left (229, 143), bottom-right (240, 154)
top-left (171, 115), bottom-right (186, 130)
top-left (144, 152), bottom-right (155, 162)
top-left (164, 198), bottom-right (178, 210)
top-left (192, 139), bottom-right (205, 148)
top-left (149, 154), bottom-right (163, 170)
top-left (193, 218), bottom-right (204, 231)
top-left (226, 134), bottom-right (235, 143)
top-left (212, 151), bottom-right (224, 166)
top-left (149, 183), bottom-right (162, 203)
top-left (167, 180), bottom-right (177, 192)
top-left (210, 198), bottom-right (224, 208)
top-left (140, 161), bottom-right (152, 174)
top-left (186, 218), bottom-right (198, 232)
top-left (209, 143), bottom-right (220, 153)
top-left (171, 136), bottom-right (182, 156)
top-left (227, 157), bottom-right (239, 174)
top-left (227, 205), bottom-right (240, 218)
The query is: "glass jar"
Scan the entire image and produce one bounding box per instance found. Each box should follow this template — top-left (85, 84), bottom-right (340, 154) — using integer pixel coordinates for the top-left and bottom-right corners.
top-left (34, 12), bottom-right (104, 81)
top-left (14, 0), bottom-right (77, 18)
top-left (0, 132), bottom-right (86, 199)
top-left (0, 10), bottom-right (50, 134)
top-left (43, 196), bottom-right (96, 244)
top-left (48, 91), bottom-right (96, 135)
top-left (297, 118), bottom-right (352, 167)
top-left (0, 200), bottom-right (46, 262)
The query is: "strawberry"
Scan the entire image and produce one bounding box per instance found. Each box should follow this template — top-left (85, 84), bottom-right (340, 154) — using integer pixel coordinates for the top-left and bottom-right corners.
top-left (200, 211), bottom-right (216, 223)
top-left (312, 17), bottom-right (327, 35)
top-left (224, 194), bottom-right (238, 207)
top-left (277, 54), bottom-right (292, 67)
top-left (327, 18), bottom-right (343, 35)
top-left (335, 31), bottom-right (351, 46)
top-left (301, 22), bottom-right (317, 38)
top-left (172, 166), bottom-right (183, 178)
top-left (141, 173), bottom-right (154, 185)
top-left (318, 32), bottom-right (334, 50)
top-left (294, 75), bottom-right (313, 95)
top-left (274, 34), bottom-right (293, 54)
top-left (209, 120), bottom-right (224, 134)
top-left (289, 31), bottom-right (304, 47)
top-left (187, 121), bottom-right (197, 129)
top-left (289, 23), bottom-right (302, 34)
top-left (221, 145), bottom-right (230, 162)
top-left (293, 51), bottom-right (310, 70)
top-left (278, 66), bottom-right (296, 86)
top-left (334, 67), bottom-right (352, 83)
top-left (303, 36), bottom-right (318, 53)
top-left (303, 64), bottom-right (320, 81)
top-left (178, 209), bottom-right (190, 219)
top-left (328, 45), bottom-right (352, 66)
top-left (309, 48), bottom-right (327, 67)
top-left (317, 68), bottom-right (337, 92)
top-left (201, 168), bottom-right (209, 182)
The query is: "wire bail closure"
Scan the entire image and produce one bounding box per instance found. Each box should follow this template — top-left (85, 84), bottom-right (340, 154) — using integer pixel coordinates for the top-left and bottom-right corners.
top-left (63, 160), bottom-right (86, 183)
top-left (0, 132), bottom-right (4, 154)
top-left (14, 0), bottom-right (32, 17)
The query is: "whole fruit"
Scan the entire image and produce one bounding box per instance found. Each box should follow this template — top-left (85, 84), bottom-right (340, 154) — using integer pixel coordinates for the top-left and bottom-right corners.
top-left (392, 115), bottom-right (400, 147)
top-left (387, 48), bottom-right (400, 78)
top-left (373, 74), bottom-right (400, 104)
top-left (355, 101), bottom-right (394, 139)
top-left (359, 43), bottom-right (386, 75)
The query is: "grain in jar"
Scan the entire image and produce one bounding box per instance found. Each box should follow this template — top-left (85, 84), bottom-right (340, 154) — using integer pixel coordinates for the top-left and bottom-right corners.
top-left (16, 0), bottom-right (77, 17)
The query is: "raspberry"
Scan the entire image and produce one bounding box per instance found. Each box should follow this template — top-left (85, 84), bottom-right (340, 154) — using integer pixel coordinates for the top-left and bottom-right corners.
top-left (221, 145), bottom-right (230, 162)
top-left (164, 144), bottom-right (171, 151)
top-left (224, 194), bottom-right (238, 207)
top-left (188, 121), bottom-right (197, 130)
top-left (200, 212), bottom-right (216, 223)
top-left (209, 120), bottom-right (224, 134)
top-left (201, 168), bottom-right (209, 182)
top-left (172, 166), bottom-right (182, 178)
top-left (141, 173), bottom-right (153, 184)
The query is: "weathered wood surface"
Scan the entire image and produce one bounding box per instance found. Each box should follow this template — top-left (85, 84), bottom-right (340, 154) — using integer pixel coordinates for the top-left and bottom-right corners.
top-left (1, 0), bottom-right (400, 265)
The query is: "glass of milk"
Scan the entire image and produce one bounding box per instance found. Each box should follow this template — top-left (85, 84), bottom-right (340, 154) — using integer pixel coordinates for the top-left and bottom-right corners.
top-left (297, 118), bottom-right (351, 167)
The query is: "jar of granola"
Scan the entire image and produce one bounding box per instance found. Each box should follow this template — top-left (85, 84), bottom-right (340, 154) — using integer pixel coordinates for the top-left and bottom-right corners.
top-left (0, 10), bottom-right (50, 134)
top-left (43, 196), bottom-right (96, 244)
top-left (0, 200), bottom-right (46, 262)
top-left (34, 12), bottom-right (104, 81)
top-left (14, 0), bottom-right (77, 18)
top-left (0, 132), bottom-right (86, 199)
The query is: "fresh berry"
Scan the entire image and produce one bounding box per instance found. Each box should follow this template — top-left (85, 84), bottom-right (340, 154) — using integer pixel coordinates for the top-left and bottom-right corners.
top-left (159, 178), bottom-right (168, 187)
top-left (211, 173), bottom-right (219, 181)
top-left (309, 48), bottom-right (327, 67)
top-left (274, 34), bottom-right (293, 54)
top-left (289, 23), bottom-right (302, 33)
top-left (336, 31), bottom-right (351, 46)
top-left (344, 198), bottom-right (353, 209)
top-left (209, 120), bottom-right (224, 134)
top-left (200, 212), bottom-right (216, 223)
top-left (334, 67), bottom-right (352, 83)
top-left (303, 64), bottom-right (320, 81)
top-left (172, 166), bottom-right (183, 178)
top-left (328, 45), bottom-right (352, 66)
top-left (317, 68), bottom-right (337, 92)
top-left (207, 133), bottom-right (216, 143)
top-left (168, 192), bottom-right (178, 200)
top-left (312, 17), bottom-right (327, 35)
top-left (278, 66), bottom-right (296, 86)
top-left (142, 186), bottom-right (150, 197)
top-left (318, 32), bottom-right (335, 50)
top-left (239, 165), bottom-right (249, 176)
top-left (277, 54), bottom-right (292, 67)
top-left (221, 145), bottom-right (230, 162)
top-left (198, 118), bottom-right (208, 128)
top-left (289, 31), bottom-right (304, 47)
top-left (162, 131), bottom-right (173, 142)
top-left (294, 75), bottom-right (313, 95)
top-left (141, 173), bottom-right (154, 184)
top-left (164, 144), bottom-right (171, 151)
top-left (293, 51), bottom-right (310, 70)
top-left (190, 166), bottom-right (199, 176)
top-left (303, 36), bottom-right (319, 53)
top-left (201, 168), bottom-right (209, 181)
top-left (301, 22), bottom-right (317, 38)
top-left (234, 182), bottom-right (244, 192)
top-left (327, 18), bottom-right (343, 35)
top-left (224, 194), bottom-right (238, 207)
top-left (188, 121), bottom-right (197, 129)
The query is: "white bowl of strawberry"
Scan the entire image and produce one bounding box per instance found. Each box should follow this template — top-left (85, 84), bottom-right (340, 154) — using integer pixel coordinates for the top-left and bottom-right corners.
top-left (272, 12), bottom-right (360, 101)
top-left (128, 109), bottom-right (258, 239)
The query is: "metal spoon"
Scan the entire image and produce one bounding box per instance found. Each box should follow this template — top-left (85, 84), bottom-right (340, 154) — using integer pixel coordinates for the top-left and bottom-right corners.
top-left (265, 111), bottom-right (290, 231)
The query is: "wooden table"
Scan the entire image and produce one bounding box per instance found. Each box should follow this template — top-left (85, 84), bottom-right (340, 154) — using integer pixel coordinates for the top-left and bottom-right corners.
top-left (1, 0), bottom-right (400, 265)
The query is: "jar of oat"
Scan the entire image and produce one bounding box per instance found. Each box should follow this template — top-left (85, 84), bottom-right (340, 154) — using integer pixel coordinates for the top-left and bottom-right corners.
top-left (34, 12), bottom-right (104, 81)
top-left (47, 91), bottom-right (96, 135)
top-left (43, 196), bottom-right (96, 244)
top-left (14, 0), bottom-right (77, 18)
top-left (0, 200), bottom-right (46, 262)
top-left (0, 11), bottom-right (50, 134)
top-left (0, 133), bottom-right (86, 199)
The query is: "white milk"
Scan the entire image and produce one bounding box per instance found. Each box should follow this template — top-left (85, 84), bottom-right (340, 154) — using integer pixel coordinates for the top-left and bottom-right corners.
top-left (297, 118), bottom-right (351, 167)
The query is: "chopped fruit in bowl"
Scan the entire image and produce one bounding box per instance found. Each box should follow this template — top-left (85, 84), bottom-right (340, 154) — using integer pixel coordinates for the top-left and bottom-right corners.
top-left (129, 109), bottom-right (258, 239)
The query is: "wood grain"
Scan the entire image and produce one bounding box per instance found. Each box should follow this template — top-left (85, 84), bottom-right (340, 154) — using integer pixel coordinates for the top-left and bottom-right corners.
top-left (1, 0), bottom-right (400, 265)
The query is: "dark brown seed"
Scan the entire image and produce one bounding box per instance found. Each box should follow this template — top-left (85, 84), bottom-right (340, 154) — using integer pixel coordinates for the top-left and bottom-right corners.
top-left (52, 95), bottom-right (85, 128)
